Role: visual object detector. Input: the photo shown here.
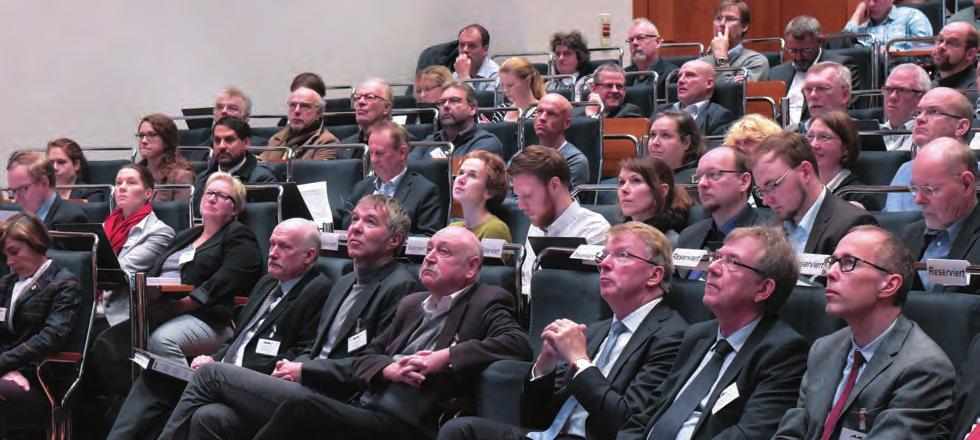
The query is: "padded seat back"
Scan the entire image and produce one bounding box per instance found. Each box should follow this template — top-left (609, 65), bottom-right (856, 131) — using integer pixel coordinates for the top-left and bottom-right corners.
top-left (476, 90), bottom-right (496, 108)
top-left (153, 200), bottom-right (192, 234)
top-left (665, 280), bottom-right (714, 324)
top-left (316, 256), bottom-right (354, 284)
top-left (779, 286), bottom-right (846, 342)
top-left (479, 264), bottom-right (518, 302)
top-left (825, 47), bottom-right (875, 91)
top-left (292, 159), bottom-right (364, 224)
top-left (904, 291), bottom-right (980, 374)
top-left (478, 122), bottom-right (519, 161)
top-left (523, 117), bottom-right (602, 184)
top-left (529, 269), bottom-right (609, 353)
top-left (624, 85), bottom-right (655, 117)
top-left (406, 159), bottom-right (451, 225)
top-left (587, 203), bottom-right (621, 225)
top-left (852, 150), bottom-right (910, 186)
top-left (491, 199), bottom-right (531, 245)
top-left (88, 160), bottom-right (131, 185)
top-left (870, 210), bottom-right (923, 237)
top-left (47, 246), bottom-right (96, 353)
top-left (405, 123), bottom-right (435, 141)
top-left (239, 201), bottom-right (279, 271)
top-left (392, 95), bottom-right (417, 109)
top-left (325, 124), bottom-right (359, 141)
top-left (77, 201), bottom-right (109, 224)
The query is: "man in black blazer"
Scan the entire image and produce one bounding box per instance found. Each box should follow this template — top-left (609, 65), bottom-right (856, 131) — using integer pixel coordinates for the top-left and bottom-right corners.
top-left (953, 333), bottom-right (980, 439)
top-left (576, 63), bottom-right (646, 119)
top-left (107, 218), bottom-right (331, 439)
top-left (438, 222), bottom-right (688, 440)
top-left (158, 226), bottom-right (532, 439)
top-left (751, 131), bottom-right (876, 256)
top-left (898, 138), bottom-right (980, 294)
top-left (192, 117), bottom-right (278, 215)
top-left (343, 120), bottom-right (444, 236)
top-left (677, 147), bottom-right (769, 279)
top-left (653, 59), bottom-right (735, 137)
top-left (5, 150), bottom-right (87, 229)
top-left (618, 225), bottom-right (809, 439)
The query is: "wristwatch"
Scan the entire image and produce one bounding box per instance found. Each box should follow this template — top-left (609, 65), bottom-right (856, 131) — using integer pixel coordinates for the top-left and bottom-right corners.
top-left (715, 57), bottom-right (729, 67)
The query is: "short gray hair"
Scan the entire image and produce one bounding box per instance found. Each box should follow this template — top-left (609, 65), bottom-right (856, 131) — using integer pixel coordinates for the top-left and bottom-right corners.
top-left (889, 63), bottom-right (932, 93)
top-left (278, 218), bottom-right (321, 251)
top-left (784, 15), bottom-right (821, 39)
top-left (218, 87), bottom-right (253, 116)
top-left (631, 17), bottom-right (660, 35)
top-left (808, 61), bottom-right (852, 93)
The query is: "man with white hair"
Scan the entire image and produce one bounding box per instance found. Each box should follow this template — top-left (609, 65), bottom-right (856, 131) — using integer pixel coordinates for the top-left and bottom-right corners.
top-left (624, 18), bottom-right (677, 94)
top-left (880, 64), bottom-right (931, 151)
top-left (795, 61), bottom-right (852, 133)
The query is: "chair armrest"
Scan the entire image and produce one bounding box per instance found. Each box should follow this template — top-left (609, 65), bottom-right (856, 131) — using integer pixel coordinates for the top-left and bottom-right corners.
top-left (477, 359), bottom-right (532, 425)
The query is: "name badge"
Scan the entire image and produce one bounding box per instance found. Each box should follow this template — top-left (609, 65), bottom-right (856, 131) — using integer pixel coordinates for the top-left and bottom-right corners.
top-left (838, 427), bottom-right (867, 440)
top-left (348, 330), bottom-right (368, 352)
top-left (429, 148), bottom-right (448, 159)
top-left (926, 258), bottom-right (970, 286)
top-left (0, 307), bottom-right (6, 322)
top-left (711, 382), bottom-right (740, 414)
top-left (255, 338), bottom-right (281, 356)
top-left (405, 237), bottom-right (430, 256)
top-left (178, 249), bottom-right (196, 266)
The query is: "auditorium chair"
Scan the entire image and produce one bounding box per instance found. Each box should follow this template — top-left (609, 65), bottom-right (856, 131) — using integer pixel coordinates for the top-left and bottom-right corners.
top-left (407, 157), bottom-right (452, 226)
top-left (239, 201), bottom-right (279, 273)
top-left (523, 116), bottom-right (602, 184)
top-left (478, 121), bottom-right (520, 161)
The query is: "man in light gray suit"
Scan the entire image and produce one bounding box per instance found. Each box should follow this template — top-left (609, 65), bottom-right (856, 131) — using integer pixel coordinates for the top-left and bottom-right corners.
top-left (773, 225), bottom-right (956, 439)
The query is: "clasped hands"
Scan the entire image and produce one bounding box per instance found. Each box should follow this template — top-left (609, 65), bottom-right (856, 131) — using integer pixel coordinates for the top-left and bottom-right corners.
top-left (382, 348), bottom-right (451, 388)
top-left (533, 319), bottom-right (589, 377)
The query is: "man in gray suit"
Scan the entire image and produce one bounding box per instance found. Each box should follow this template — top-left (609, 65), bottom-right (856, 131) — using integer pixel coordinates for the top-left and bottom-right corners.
top-left (773, 225), bottom-right (956, 439)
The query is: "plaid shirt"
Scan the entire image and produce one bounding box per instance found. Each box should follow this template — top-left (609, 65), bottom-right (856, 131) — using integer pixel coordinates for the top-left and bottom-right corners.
top-left (843, 6), bottom-right (933, 51)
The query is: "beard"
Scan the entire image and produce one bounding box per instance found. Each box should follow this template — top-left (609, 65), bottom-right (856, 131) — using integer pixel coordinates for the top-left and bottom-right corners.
top-left (632, 51), bottom-right (648, 65)
top-left (531, 197), bottom-right (558, 228)
top-left (935, 56), bottom-right (956, 71)
top-left (702, 197), bottom-right (721, 214)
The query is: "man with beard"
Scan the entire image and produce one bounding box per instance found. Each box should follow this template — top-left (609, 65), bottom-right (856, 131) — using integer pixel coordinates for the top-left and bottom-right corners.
top-left (676, 147), bottom-right (769, 279)
top-left (192, 117), bottom-right (277, 213)
top-left (511, 146), bottom-right (610, 295)
top-left (578, 63), bottom-right (646, 118)
top-left (750, 131), bottom-right (876, 256)
top-left (263, 87), bottom-right (340, 160)
top-left (534, 93), bottom-right (589, 189)
top-left (932, 21), bottom-right (978, 90)
top-left (880, 64), bottom-right (931, 151)
top-left (653, 59), bottom-right (736, 136)
top-left (409, 82), bottom-right (503, 160)
top-left (624, 18), bottom-right (676, 96)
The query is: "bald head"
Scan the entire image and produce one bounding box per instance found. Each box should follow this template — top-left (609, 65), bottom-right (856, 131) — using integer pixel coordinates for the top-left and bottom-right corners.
top-left (267, 218), bottom-right (321, 280)
top-left (287, 87), bottom-right (324, 132)
top-left (935, 21), bottom-right (979, 74)
top-left (419, 226), bottom-right (483, 295)
top-left (913, 87), bottom-right (973, 145)
top-left (534, 93), bottom-right (573, 147)
top-left (677, 60), bottom-right (716, 105)
top-left (911, 137), bottom-right (978, 229)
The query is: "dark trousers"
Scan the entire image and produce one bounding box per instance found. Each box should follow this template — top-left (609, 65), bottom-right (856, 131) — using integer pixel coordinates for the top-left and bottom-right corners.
top-left (436, 416), bottom-right (530, 440)
top-left (0, 375), bottom-right (47, 431)
top-left (107, 370), bottom-right (187, 439)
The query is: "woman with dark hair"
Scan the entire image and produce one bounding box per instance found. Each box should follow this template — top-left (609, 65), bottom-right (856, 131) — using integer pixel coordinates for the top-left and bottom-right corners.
top-left (136, 114), bottom-right (195, 202)
top-left (46, 137), bottom-right (106, 202)
top-left (0, 213), bottom-right (81, 425)
top-left (807, 110), bottom-right (879, 210)
top-left (489, 57), bottom-right (546, 123)
top-left (618, 155), bottom-right (694, 245)
top-left (547, 30), bottom-right (592, 92)
top-left (647, 111), bottom-right (706, 182)
top-left (449, 150), bottom-right (512, 242)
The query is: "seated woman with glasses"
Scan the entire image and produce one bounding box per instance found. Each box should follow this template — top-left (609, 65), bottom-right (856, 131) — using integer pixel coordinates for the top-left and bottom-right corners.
top-left (547, 30), bottom-right (592, 93)
top-left (99, 164), bottom-right (175, 325)
top-left (806, 111), bottom-right (880, 210)
top-left (488, 57), bottom-right (546, 123)
top-left (414, 65), bottom-right (453, 105)
top-left (449, 150), bottom-right (511, 242)
top-left (648, 111), bottom-right (707, 183)
top-left (46, 137), bottom-right (106, 202)
top-left (136, 114), bottom-right (195, 202)
top-left (618, 155), bottom-right (694, 246)
top-left (0, 213), bottom-right (81, 426)
top-left (143, 172), bottom-right (261, 365)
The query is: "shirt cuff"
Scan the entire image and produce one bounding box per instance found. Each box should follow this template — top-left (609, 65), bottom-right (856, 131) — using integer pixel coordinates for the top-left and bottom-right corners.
top-left (530, 362), bottom-right (556, 381)
top-left (571, 358), bottom-right (595, 379)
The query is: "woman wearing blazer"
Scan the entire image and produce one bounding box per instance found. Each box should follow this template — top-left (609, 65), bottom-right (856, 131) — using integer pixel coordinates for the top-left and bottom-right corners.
top-left (145, 172), bottom-right (261, 364)
top-left (0, 214), bottom-right (81, 427)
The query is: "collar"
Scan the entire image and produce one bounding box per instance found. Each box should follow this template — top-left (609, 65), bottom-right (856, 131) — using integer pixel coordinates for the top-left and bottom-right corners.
top-left (849, 317), bottom-right (898, 363)
top-left (475, 57), bottom-right (500, 80)
top-left (880, 119), bottom-right (915, 130)
top-left (682, 99), bottom-right (710, 116)
top-left (375, 166), bottom-right (408, 189)
top-left (557, 140), bottom-right (572, 153)
top-left (825, 168), bottom-right (853, 192)
top-left (36, 192), bottom-right (59, 220)
top-left (616, 297), bottom-right (662, 333)
top-left (422, 283), bottom-right (473, 316)
top-left (353, 258), bottom-right (395, 285)
top-left (718, 204), bottom-right (752, 235)
top-left (715, 314), bottom-right (762, 350)
top-left (279, 275), bottom-right (303, 297)
top-left (796, 49), bottom-right (824, 73)
top-left (19, 258), bottom-right (53, 283)
top-left (727, 44), bottom-right (744, 60)
top-left (785, 187), bottom-right (827, 234)
top-left (924, 203), bottom-right (973, 242)
top-left (544, 199), bottom-right (584, 234)
top-left (872, 6), bottom-right (898, 25)
top-left (220, 154), bottom-right (248, 175)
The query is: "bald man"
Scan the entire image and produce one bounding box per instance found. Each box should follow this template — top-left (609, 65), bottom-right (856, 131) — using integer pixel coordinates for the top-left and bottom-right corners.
top-left (265, 87), bottom-right (340, 160)
top-left (653, 59), bottom-right (736, 136)
top-left (932, 21), bottom-right (978, 90)
top-left (533, 93), bottom-right (590, 188)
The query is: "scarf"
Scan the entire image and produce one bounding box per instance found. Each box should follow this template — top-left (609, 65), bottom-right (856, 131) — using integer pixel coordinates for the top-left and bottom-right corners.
top-left (103, 202), bottom-right (153, 254)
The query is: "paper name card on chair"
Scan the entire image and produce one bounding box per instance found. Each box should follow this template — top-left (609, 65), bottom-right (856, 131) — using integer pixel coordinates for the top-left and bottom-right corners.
top-left (799, 253), bottom-right (830, 276)
top-left (570, 244), bottom-right (603, 264)
top-left (480, 238), bottom-right (506, 259)
top-left (672, 249), bottom-right (708, 270)
top-left (926, 259), bottom-right (970, 286)
top-left (297, 181), bottom-right (333, 229)
top-left (321, 232), bottom-right (341, 251)
top-left (405, 236), bottom-right (430, 256)
top-left (147, 277), bottom-right (183, 287)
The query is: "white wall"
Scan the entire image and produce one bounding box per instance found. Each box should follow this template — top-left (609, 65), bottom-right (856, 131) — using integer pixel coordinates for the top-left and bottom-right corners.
top-left (0, 0), bottom-right (631, 161)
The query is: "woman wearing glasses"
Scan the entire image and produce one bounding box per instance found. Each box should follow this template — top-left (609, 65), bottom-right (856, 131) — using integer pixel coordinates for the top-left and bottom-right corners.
top-left (806, 111), bottom-right (880, 210)
top-left (143, 172), bottom-right (261, 365)
top-left (647, 111), bottom-right (707, 183)
top-left (136, 114), bottom-right (195, 202)
top-left (618, 155), bottom-right (694, 246)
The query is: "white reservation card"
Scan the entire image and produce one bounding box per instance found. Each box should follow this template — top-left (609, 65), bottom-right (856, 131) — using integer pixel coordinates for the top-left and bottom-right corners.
top-left (405, 237), bottom-right (430, 256)
top-left (297, 181), bottom-right (333, 229)
top-left (926, 259), bottom-right (970, 286)
top-left (799, 253), bottom-right (830, 276)
top-left (480, 238), bottom-right (506, 259)
top-left (672, 249), bottom-right (708, 270)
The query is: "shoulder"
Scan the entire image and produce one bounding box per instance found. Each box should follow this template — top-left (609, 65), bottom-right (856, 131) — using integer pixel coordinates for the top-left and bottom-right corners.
top-left (268, 127), bottom-right (290, 145)
top-left (468, 283), bottom-right (514, 308)
top-left (169, 167), bottom-right (196, 183)
top-left (706, 102), bottom-right (735, 117)
top-left (677, 218), bottom-right (712, 244)
top-left (220, 220), bottom-right (258, 242)
top-left (405, 171), bottom-right (438, 190)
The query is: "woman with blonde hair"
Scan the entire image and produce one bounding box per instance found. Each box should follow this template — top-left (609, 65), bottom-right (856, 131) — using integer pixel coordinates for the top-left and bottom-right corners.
top-left (489, 57), bottom-right (546, 123)
top-left (723, 113), bottom-right (783, 156)
top-left (414, 65), bottom-right (453, 104)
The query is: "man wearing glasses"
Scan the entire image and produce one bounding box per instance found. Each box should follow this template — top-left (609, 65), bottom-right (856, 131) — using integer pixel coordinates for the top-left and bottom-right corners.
top-left (4, 150), bottom-right (86, 228)
top-left (880, 64), bottom-right (931, 151)
top-left (340, 78), bottom-right (396, 152)
top-left (409, 81), bottom-right (503, 160)
top-left (932, 21), bottom-right (978, 91)
top-left (624, 18), bottom-right (676, 97)
top-left (677, 147), bottom-right (769, 279)
top-left (770, 16), bottom-right (859, 126)
top-left (436, 222), bottom-right (688, 440)
top-left (699, 0), bottom-right (769, 83)
top-left (619, 225), bottom-right (808, 439)
top-left (774, 225), bottom-right (954, 439)
top-left (579, 63), bottom-right (645, 119)
top-left (266, 86), bottom-right (340, 160)
top-left (793, 62), bottom-right (852, 133)
top-left (898, 137), bottom-right (980, 294)
top-left (653, 59), bottom-right (735, 136)
top-left (750, 131), bottom-right (876, 256)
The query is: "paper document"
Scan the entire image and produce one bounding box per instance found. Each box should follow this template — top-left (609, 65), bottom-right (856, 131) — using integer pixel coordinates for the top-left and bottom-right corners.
top-left (297, 181), bottom-right (333, 229)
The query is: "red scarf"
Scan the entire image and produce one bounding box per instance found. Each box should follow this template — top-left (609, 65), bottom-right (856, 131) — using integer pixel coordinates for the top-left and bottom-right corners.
top-left (103, 202), bottom-right (154, 254)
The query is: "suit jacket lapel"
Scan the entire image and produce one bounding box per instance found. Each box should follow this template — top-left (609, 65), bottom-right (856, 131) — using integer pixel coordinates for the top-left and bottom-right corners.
top-left (255, 272), bottom-right (316, 336)
top-left (394, 173), bottom-right (413, 205)
top-left (608, 302), bottom-right (670, 379)
top-left (433, 284), bottom-right (478, 350)
top-left (842, 317), bottom-right (911, 411)
top-left (313, 274), bottom-right (357, 352)
top-left (804, 192), bottom-right (835, 253)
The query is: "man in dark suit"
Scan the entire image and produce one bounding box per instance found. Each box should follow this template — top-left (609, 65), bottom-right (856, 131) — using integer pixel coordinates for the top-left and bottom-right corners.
top-left (157, 226), bottom-right (532, 439)
top-left (5, 150), bottom-right (87, 228)
top-left (898, 137), bottom-right (980, 294)
top-left (770, 16), bottom-right (860, 128)
top-left (180, 87), bottom-right (269, 150)
top-left (677, 147), bottom-right (769, 279)
top-left (952, 333), bottom-right (980, 439)
top-left (344, 120), bottom-right (444, 236)
top-left (792, 62), bottom-right (852, 133)
top-left (437, 222), bottom-right (688, 440)
top-left (107, 218), bottom-right (331, 439)
top-left (624, 17), bottom-right (677, 98)
top-left (619, 225), bottom-right (809, 439)
top-left (774, 226), bottom-right (955, 439)
top-left (576, 63), bottom-right (646, 119)
top-left (751, 131), bottom-right (876, 256)
top-left (653, 59), bottom-right (735, 136)
top-left (192, 117), bottom-right (278, 214)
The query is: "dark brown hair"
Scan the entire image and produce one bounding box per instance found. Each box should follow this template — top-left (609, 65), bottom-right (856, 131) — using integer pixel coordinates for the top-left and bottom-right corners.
top-left (46, 138), bottom-right (90, 182)
top-left (137, 113), bottom-right (193, 184)
top-left (653, 111), bottom-right (707, 167)
top-left (0, 213), bottom-right (50, 256)
top-left (812, 111), bottom-right (861, 169)
top-left (620, 155), bottom-right (694, 231)
top-left (290, 72), bottom-right (326, 96)
top-left (117, 163), bottom-right (156, 190)
top-left (550, 30), bottom-right (591, 74)
top-left (508, 145), bottom-right (572, 189)
top-left (753, 131), bottom-right (819, 175)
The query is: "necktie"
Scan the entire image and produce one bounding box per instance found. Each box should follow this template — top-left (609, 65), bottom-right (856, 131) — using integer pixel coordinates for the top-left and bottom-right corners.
top-left (820, 351), bottom-right (866, 440)
top-left (528, 321), bottom-right (628, 440)
top-left (222, 284), bottom-right (284, 363)
top-left (647, 339), bottom-right (734, 440)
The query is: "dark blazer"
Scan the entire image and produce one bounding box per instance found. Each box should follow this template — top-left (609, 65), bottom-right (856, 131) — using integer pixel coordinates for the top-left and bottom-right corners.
top-left (778, 190), bottom-right (877, 255)
top-left (675, 206), bottom-right (770, 278)
top-left (953, 333), bottom-right (980, 440)
top-left (351, 283), bottom-right (532, 437)
top-left (653, 101), bottom-right (735, 137)
top-left (192, 153), bottom-right (277, 215)
top-left (67, 179), bottom-right (107, 203)
top-left (43, 194), bottom-right (88, 229)
top-left (574, 103), bottom-right (646, 119)
top-left (834, 171), bottom-right (881, 211)
top-left (900, 201), bottom-right (980, 294)
top-left (210, 270), bottom-right (332, 374)
top-left (148, 220), bottom-right (262, 327)
top-left (617, 315), bottom-right (809, 440)
top-left (0, 261), bottom-right (81, 374)
top-left (769, 50), bottom-right (860, 96)
top-left (625, 58), bottom-right (678, 98)
top-left (521, 302), bottom-right (688, 440)
top-left (773, 315), bottom-right (955, 439)
top-left (297, 260), bottom-right (421, 395)
top-left (344, 171), bottom-right (444, 236)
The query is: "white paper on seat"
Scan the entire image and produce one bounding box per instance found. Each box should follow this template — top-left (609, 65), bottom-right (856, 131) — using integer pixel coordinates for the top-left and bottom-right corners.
top-left (297, 181), bottom-right (333, 230)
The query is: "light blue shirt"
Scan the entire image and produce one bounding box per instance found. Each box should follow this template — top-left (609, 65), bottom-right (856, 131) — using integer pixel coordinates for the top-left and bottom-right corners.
top-left (232, 276), bottom-right (302, 366)
top-left (34, 192), bottom-right (58, 222)
top-left (843, 6), bottom-right (933, 51)
top-left (373, 167), bottom-right (407, 197)
top-left (453, 57), bottom-right (499, 92)
top-left (784, 188), bottom-right (827, 255)
top-left (831, 318), bottom-right (898, 405)
top-left (919, 211), bottom-right (971, 290)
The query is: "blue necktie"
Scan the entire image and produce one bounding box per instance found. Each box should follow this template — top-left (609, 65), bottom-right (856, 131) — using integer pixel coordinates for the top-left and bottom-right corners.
top-left (646, 339), bottom-right (733, 440)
